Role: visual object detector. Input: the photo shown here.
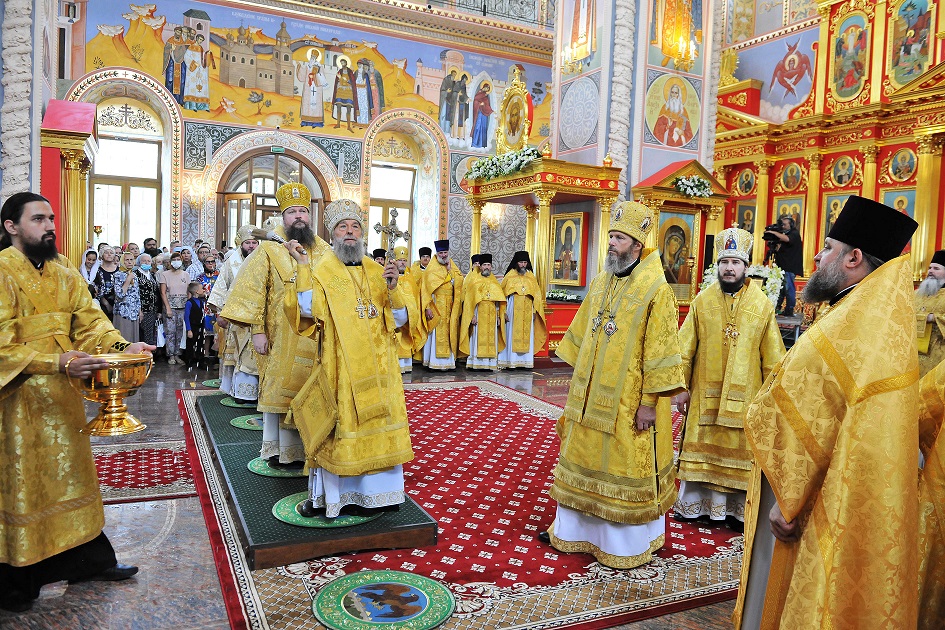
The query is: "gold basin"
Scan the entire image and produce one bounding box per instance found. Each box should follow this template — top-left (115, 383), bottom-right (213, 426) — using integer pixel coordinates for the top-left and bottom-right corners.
top-left (68, 353), bottom-right (153, 436)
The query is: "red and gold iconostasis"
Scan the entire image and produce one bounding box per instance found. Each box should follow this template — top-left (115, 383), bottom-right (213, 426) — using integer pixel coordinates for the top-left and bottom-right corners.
top-left (715, 0), bottom-right (945, 281)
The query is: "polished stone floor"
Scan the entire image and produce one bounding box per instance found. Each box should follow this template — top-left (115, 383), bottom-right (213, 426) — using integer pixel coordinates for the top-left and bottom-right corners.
top-left (0, 359), bottom-right (734, 629)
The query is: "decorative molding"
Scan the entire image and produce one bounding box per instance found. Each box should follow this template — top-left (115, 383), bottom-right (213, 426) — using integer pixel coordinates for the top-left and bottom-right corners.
top-left (702, 0), bottom-right (726, 171)
top-left (304, 135), bottom-right (363, 185)
top-left (607, 0), bottom-right (636, 200)
top-left (183, 122), bottom-right (246, 170)
top-left (0, 0), bottom-right (34, 201)
top-left (859, 144), bottom-right (879, 164)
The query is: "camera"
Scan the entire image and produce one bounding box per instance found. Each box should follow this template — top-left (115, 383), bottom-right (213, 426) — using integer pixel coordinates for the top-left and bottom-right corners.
top-left (762, 223), bottom-right (784, 242)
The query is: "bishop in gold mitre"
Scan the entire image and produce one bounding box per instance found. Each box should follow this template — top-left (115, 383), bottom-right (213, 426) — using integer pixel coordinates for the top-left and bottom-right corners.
top-left (735, 195), bottom-right (920, 629)
top-left (420, 239), bottom-right (464, 369)
top-left (915, 249), bottom-right (945, 377)
top-left (673, 226), bottom-right (784, 532)
top-left (392, 245), bottom-right (424, 373)
top-left (284, 198), bottom-right (414, 518)
top-left (543, 200), bottom-right (685, 569)
top-left (498, 250), bottom-right (547, 369)
top-left (220, 182), bottom-right (330, 467)
top-left (459, 253), bottom-right (506, 369)
top-left (208, 224), bottom-right (260, 403)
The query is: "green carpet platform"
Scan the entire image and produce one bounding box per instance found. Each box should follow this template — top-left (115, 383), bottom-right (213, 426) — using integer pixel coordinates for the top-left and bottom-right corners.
top-left (187, 391), bottom-right (438, 570)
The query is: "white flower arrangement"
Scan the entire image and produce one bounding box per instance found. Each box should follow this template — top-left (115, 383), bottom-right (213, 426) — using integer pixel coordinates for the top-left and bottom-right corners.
top-left (672, 175), bottom-right (712, 198)
top-left (467, 147), bottom-right (543, 181)
top-left (700, 263), bottom-right (784, 307)
top-left (547, 288), bottom-right (582, 303)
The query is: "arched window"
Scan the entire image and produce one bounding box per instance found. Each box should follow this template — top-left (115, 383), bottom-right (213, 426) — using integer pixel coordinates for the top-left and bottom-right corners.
top-left (284, 54), bottom-right (289, 62)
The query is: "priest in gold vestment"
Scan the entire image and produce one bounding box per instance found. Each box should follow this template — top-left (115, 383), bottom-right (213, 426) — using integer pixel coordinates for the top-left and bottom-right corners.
top-left (915, 249), bottom-right (945, 377)
top-left (673, 227), bottom-right (784, 531)
top-left (0, 193), bottom-right (153, 612)
top-left (917, 358), bottom-right (945, 630)
top-left (542, 201), bottom-right (685, 569)
top-left (209, 224), bottom-right (259, 402)
top-left (221, 183), bottom-right (330, 467)
top-left (499, 250), bottom-right (547, 369)
top-left (459, 254), bottom-right (506, 370)
top-left (393, 245), bottom-right (423, 373)
top-left (420, 239), bottom-right (463, 370)
top-left (735, 196), bottom-right (920, 629)
top-left (285, 199), bottom-right (414, 518)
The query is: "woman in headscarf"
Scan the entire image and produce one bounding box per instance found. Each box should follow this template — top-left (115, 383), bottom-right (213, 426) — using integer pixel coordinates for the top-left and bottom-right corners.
top-left (79, 248), bottom-right (99, 284)
top-left (133, 253), bottom-right (160, 347)
top-left (113, 251), bottom-right (141, 343)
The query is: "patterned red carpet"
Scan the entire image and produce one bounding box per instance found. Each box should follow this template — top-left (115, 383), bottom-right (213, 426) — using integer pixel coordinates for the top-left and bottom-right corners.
top-left (180, 383), bottom-right (741, 629)
top-left (93, 440), bottom-right (196, 504)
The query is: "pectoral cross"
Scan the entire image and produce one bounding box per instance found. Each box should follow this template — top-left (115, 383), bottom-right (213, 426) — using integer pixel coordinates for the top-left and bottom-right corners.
top-left (373, 208), bottom-right (411, 260)
top-left (723, 322), bottom-right (739, 345)
top-left (356, 298), bottom-right (367, 319)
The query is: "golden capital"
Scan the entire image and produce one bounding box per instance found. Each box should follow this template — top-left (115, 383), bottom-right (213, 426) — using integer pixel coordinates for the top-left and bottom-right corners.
top-left (524, 204), bottom-right (539, 218)
top-left (596, 196), bottom-right (616, 211)
top-left (713, 165), bottom-right (730, 181)
top-left (916, 135), bottom-right (943, 156)
top-left (61, 149), bottom-right (86, 171)
top-left (806, 152), bottom-right (824, 167)
top-left (859, 144), bottom-right (879, 163)
top-left (536, 190), bottom-right (556, 206)
top-left (754, 159), bottom-right (773, 175)
top-left (467, 197), bottom-right (485, 213)
top-left (708, 206), bottom-right (722, 221)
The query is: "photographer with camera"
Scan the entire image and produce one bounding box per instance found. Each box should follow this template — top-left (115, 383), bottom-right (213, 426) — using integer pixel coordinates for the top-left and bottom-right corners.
top-left (764, 215), bottom-right (803, 317)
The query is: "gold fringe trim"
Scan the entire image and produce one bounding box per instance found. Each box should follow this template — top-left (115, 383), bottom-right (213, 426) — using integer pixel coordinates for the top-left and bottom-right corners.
top-left (548, 524), bottom-right (665, 570)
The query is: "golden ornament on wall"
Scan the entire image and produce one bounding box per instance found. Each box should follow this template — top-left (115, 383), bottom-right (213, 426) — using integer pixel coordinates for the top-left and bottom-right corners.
top-left (773, 162), bottom-right (807, 193)
top-left (823, 155), bottom-right (862, 189)
top-left (496, 67), bottom-right (531, 155)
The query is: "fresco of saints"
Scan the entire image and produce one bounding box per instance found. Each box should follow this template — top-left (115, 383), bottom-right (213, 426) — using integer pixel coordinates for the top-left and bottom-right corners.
top-left (332, 56), bottom-right (359, 132)
top-left (163, 26), bottom-right (189, 106)
top-left (439, 70), bottom-right (457, 133)
top-left (470, 82), bottom-right (494, 149)
top-left (182, 31), bottom-right (214, 112)
top-left (368, 60), bottom-right (386, 119)
top-left (452, 74), bottom-right (470, 140)
top-left (653, 78), bottom-right (694, 147)
top-left (567, 0), bottom-right (597, 64)
top-left (354, 59), bottom-right (376, 126)
top-left (653, 0), bottom-right (699, 68)
top-left (297, 51), bottom-right (328, 128)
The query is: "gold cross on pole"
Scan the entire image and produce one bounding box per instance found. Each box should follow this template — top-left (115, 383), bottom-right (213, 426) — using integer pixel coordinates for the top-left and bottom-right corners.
top-left (373, 208), bottom-right (411, 260)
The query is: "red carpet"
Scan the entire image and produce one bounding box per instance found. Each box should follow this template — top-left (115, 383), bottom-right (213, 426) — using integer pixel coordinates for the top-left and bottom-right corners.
top-left (180, 383), bottom-right (740, 629)
top-left (93, 440), bottom-right (196, 504)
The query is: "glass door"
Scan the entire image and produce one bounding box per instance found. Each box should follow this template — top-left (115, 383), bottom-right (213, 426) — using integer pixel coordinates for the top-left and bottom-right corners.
top-left (222, 194), bottom-right (253, 248)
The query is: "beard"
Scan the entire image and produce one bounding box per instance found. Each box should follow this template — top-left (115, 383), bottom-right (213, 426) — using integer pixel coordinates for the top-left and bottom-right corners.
top-left (666, 96), bottom-right (684, 115)
top-left (437, 256), bottom-right (449, 266)
top-left (332, 235), bottom-right (365, 265)
top-left (717, 269), bottom-right (746, 294)
top-left (517, 267), bottom-right (527, 275)
top-left (918, 276), bottom-right (945, 297)
top-left (286, 221), bottom-right (315, 247)
top-left (23, 233), bottom-right (59, 263)
top-left (802, 258), bottom-right (847, 303)
top-left (241, 243), bottom-right (256, 257)
top-left (481, 269), bottom-right (492, 277)
top-left (604, 248), bottom-right (636, 274)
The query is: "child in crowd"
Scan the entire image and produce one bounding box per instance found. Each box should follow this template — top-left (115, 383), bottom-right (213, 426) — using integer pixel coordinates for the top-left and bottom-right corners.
top-left (184, 281), bottom-right (207, 368)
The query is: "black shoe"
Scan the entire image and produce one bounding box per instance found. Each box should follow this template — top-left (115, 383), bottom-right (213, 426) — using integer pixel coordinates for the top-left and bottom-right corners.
top-left (783, 310), bottom-right (794, 318)
top-left (71, 563), bottom-right (139, 583)
top-left (0, 593), bottom-right (33, 613)
top-left (297, 500), bottom-right (325, 518)
top-left (338, 502), bottom-right (401, 517)
top-left (266, 456), bottom-right (303, 470)
top-left (537, 530), bottom-right (551, 544)
top-left (233, 398), bottom-right (255, 406)
top-left (725, 516), bottom-right (745, 533)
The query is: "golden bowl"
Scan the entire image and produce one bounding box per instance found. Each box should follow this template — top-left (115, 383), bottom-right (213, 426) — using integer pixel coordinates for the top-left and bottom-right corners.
top-left (68, 353), bottom-right (153, 436)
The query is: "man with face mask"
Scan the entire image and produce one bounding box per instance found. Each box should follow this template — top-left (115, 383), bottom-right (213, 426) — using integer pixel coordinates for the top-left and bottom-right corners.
top-left (285, 199), bottom-right (415, 518)
top-left (915, 250), bottom-right (945, 377)
top-left (209, 225), bottom-right (260, 401)
top-left (671, 227), bottom-right (784, 533)
top-left (459, 254), bottom-right (506, 370)
top-left (420, 240), bottom-right (464, 370)
top-left (221, 184), bottom-right (331, 470)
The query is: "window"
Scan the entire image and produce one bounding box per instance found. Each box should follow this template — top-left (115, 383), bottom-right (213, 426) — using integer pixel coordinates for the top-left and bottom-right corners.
top-left (368, 165), bottom-right (415, 254)
top-left (91, 138), bottom-right (161, 247)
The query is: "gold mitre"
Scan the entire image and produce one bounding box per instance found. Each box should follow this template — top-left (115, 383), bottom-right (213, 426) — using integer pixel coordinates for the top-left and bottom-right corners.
top-left (235, 224), bottom-right (259, 246)
top-left (275, 182), bottom-right (311, 213)
top-left (323, 198), bottom-right (363, 231)
top-left (393, 245), bottom-right (408, 261)
top-left (715, 226), bottom-right (753, 263)
top-left (610, 201), bottom-right (654, 243)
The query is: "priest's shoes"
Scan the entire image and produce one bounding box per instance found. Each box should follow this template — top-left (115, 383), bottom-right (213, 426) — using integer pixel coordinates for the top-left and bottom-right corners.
top-left (70, 563), bottom-right (139, 583)
top-left (266, 456), bottom-right (304, 470)
top-left (0, 593), bottom-right (33, 613)
top-left (537, 531), bottom-right (551, 544)
top-left (298, 500), bottom-right (325, 518)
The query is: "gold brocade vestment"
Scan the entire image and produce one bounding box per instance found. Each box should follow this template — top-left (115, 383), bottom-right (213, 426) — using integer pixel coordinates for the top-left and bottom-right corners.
top-left (420, 260), bottom-right (464, 358)
top-left (286, 256), bottom-right (414, 475)
top-left (395, 270), bottom-right (423, 362)
top-left (917, 359), bottom-right (945, 630)
top-left (0, 249), bottom-right (126, 566)
top-left (459, 273), bottom-right (507, 358)
top-left (220, 234), bottom-right (329, 414)
top-left (735, 255), bottom-right (919, 629)
top-left (500, 270), bottom-right (547, 353)
top-left (915, 288), bottom-right (945, 377)
top-left (550, 250), bottom-right (685, 524)
top-left (209, 250), bottom-right (257, 379)
top-left (677, 282), bottom-right (784, 492)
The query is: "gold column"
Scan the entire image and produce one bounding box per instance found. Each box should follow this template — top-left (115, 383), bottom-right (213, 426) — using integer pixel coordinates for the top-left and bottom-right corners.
top-left (914, 134), bottom-right (943, 280)
top-left (860, 145), bottom-right (879, 200)
top-left (533, 190), bottom-right (555, 293)
top-left (814, 4), bottom-right (831, 116)
top-left (752, 159), bottom-right (772, 265)
top-left (803, 152), bottom-right (823, 273)
top-left (524, 204), bottom-right (538, 254)
top-left (468, 198), bottom-right (484, 257)
top-left (596, 196), bottom-right (616, 273)
top-left (61, 149), bottom-right (91, 266)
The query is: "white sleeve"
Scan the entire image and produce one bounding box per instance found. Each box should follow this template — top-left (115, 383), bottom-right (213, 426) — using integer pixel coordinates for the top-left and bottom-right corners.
top-left (392, 307), bottom-right (408, 328)
top-left (298, 290), bottom-right (313, 317)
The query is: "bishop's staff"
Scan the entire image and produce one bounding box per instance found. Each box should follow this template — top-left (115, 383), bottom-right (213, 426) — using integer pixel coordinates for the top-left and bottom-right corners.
top-left (374, 207), bottom-right (411, 263)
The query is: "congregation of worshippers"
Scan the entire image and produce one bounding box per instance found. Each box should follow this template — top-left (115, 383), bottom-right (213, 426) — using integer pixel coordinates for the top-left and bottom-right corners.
top-left (3, 182), bottom-right (945, 628)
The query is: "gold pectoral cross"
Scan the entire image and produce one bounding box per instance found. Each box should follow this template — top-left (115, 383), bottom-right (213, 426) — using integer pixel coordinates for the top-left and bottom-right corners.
top-left (356, 298), bottom-right (367, 319)
top-left (723, 322), bottom-right (739, 345)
